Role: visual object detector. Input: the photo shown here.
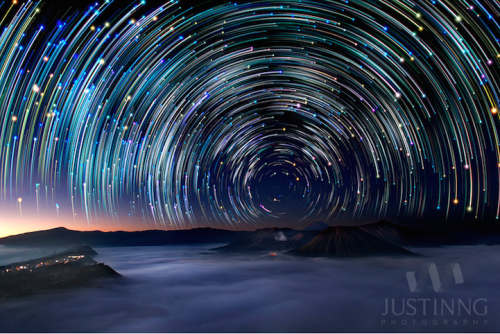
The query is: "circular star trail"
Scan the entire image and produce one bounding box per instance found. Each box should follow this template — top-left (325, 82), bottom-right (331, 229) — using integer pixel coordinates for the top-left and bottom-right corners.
top-left (1, 0), bottom-right (500, 229)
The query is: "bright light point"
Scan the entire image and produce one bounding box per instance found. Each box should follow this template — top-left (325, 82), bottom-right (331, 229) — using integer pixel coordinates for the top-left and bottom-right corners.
top-left (464, 164), bottom-right (469, 169)
top-left (491, 108), bottom-right (497, 114)
top-left (43, 56), bottom-right (48, 62)
top-left (296, 177), bottom-right (299, 181)
top-left (17, 197), bottom-right (22, 203)
top-left (453, 199), bottom-right (459, 205)
top-left (11, 116), bottom-right (17, 122)
top-left (99, 59), bottom-right (105, 65)
top-left (455, 16), bottom-right (461, 22)
top-left (467, 206), bottom-right (473, 212)
top-left (400, 57), bottom-right (404, 63)
top-left (395, 92), bottom-right (402, 99)
top-left (32, 84), bottom-right (40, 93)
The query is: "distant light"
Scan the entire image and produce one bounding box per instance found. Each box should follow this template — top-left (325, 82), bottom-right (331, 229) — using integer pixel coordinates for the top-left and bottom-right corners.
top-left (17, 198), bottom-right (22, 203)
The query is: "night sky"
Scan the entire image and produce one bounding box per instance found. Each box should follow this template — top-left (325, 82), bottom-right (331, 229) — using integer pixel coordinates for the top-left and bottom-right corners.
top-left (0, 0), bottom-right (499, 237)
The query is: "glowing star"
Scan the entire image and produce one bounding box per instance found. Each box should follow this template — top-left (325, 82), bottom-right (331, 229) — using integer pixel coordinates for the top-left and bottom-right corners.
top-left (32, 84), bottom-right (40, 92)
top-left (17, 197), bottom-right (22, 203)
top-left (491, 108), bottom-right (497, 114)
top-left (453, 199), bottom-right (459, 205)
top-left (395, 92), bottom-right (402, 99)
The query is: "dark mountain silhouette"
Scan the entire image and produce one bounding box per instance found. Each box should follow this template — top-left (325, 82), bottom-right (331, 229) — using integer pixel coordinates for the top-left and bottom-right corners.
top-left (303, 221), bottom-right (330, 231)
top-left (0, 227), bottom-right (251, 248)
top-left (357, 219), bottom-right (500, 247)
top-left (289, 226), bottom-right (414, 258)
top-left (212, 227), bottom-right (320, 252)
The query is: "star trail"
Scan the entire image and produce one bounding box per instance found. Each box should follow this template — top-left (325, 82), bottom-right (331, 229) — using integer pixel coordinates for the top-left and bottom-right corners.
top-left (0, 0), bottom-right (500, 232)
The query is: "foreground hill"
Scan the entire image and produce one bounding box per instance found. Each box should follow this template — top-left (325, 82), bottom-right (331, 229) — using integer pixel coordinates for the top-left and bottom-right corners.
top-left (0, 245), bottom-right (120, 298)
top-left (212, 227), bottom-right (320, 252)
top-left (289, 226), bottom-right (414, 258)
top-left (0, 227), bottom-right (251, 248)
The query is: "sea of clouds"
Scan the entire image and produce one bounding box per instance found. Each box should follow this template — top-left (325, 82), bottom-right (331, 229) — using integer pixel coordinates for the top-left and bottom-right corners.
top-left (0, 244), bottom-right (499, 332)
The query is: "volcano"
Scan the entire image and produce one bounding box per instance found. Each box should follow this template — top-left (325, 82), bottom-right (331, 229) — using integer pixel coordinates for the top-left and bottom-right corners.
top-left (212, 227), bottom-right (320, 252)
top-left (289, 226), bottom-right (415, 257)
top-left (303, 221), bottom-right (330, 231)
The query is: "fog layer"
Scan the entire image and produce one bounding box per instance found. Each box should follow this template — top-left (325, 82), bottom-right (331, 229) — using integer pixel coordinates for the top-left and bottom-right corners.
top-left (0, 244), bottom-right (499, 332)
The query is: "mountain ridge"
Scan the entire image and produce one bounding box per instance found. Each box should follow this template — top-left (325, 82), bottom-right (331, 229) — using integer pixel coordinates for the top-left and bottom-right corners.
top-left (0, 226), bottom-right (252, 247)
